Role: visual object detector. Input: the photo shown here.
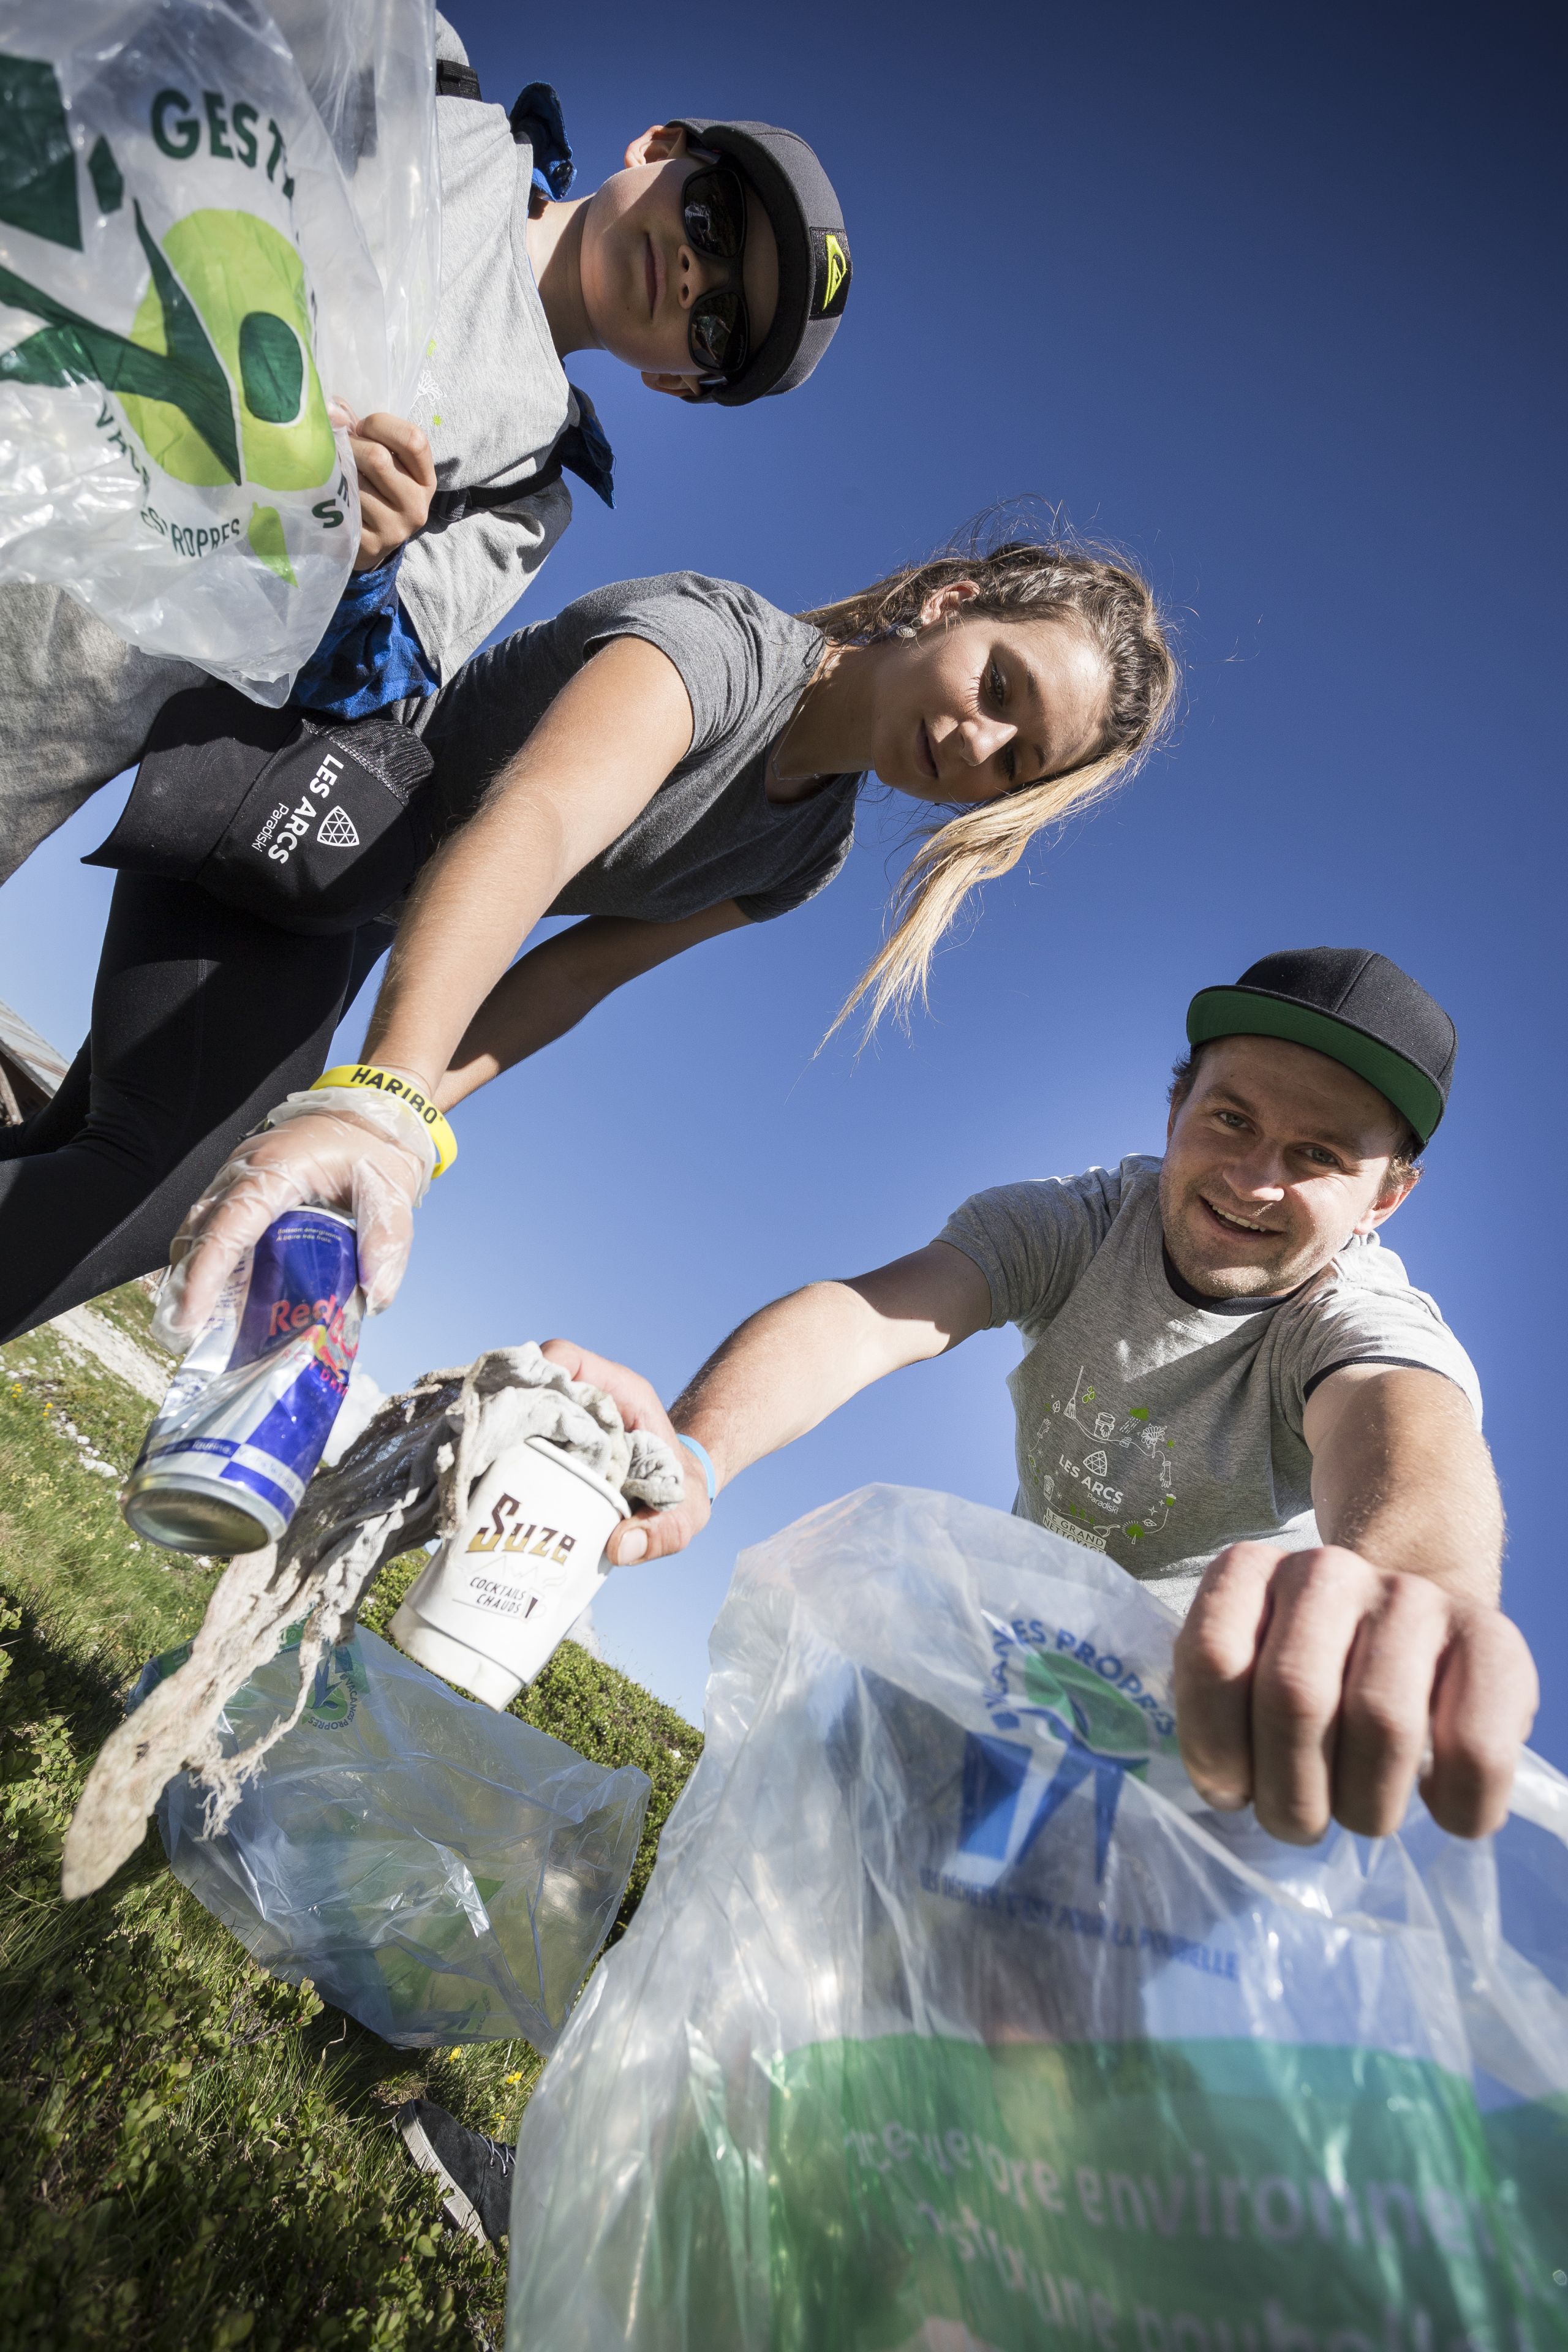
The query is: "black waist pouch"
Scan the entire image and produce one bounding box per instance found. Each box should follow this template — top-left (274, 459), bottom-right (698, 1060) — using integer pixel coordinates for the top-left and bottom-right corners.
top-left (85, 684), bottom-right (435, 937)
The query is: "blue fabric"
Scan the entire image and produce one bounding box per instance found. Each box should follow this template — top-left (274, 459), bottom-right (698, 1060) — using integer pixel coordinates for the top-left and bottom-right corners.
top-left (293, 552), bottom-right (439, 718)
top-left (559, 386), bottom-right (616, 509)
top-left (510, 81), bottom-right (575, 200)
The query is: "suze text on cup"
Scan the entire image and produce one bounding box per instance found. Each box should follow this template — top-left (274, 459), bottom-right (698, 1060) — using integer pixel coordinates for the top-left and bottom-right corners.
top-left (456, 1492), bottom-right (579, 1619)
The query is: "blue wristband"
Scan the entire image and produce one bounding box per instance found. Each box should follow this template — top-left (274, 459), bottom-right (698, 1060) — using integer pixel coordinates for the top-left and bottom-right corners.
top-left (676, 1432), bottom-right (717, 1504)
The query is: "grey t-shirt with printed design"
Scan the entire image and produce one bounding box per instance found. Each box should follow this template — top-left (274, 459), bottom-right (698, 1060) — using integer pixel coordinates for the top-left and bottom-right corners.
top-left (939, 1155), bottom-right (1482, 1616)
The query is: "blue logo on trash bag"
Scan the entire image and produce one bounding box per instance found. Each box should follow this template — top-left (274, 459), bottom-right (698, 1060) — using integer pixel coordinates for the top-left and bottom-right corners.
top-left (961, 1632), bottom-right (1175, 1880)
top-left (271, 1632), bottom-right (368, 1730)
top-left (303, 1643), bottom-right (368, 1729)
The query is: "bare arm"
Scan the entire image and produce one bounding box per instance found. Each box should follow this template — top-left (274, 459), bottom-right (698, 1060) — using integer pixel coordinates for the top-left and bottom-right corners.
top-left (154, 636), bottom-right (696, 1335)
top-left (437, 902), bottom-right (751, 1111)
top-left (543, 1241), bottom-right (995, 1565)
top-left (1302, 1362), bottom-right (1502, 1600)
top-left (1175, 1367), bottom-right (1536, 1844)
top-left (673, 1243), bottom-right (993, 1488)
top-left (364, 633), bottom-right (695, 1090)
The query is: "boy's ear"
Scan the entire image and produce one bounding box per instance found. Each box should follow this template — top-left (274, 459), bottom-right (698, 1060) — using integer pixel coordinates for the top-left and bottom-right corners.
top-left (641, 371), bottom-right (704, 401)
top-left (624, 122), bottom-right (692, 170)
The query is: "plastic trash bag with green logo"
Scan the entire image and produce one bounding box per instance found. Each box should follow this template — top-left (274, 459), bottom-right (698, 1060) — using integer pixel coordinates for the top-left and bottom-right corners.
top-left (0, 0), bottom-right (437, 699)
top-left (131, 1623), bottom-right (648, 2049)
top-left (505, 1484), bottom-right (1568, 2352)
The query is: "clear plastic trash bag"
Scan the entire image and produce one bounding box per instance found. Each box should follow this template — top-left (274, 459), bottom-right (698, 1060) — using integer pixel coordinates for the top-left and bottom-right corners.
top-left (0, 0), bottom-right (437, 699)
top-left (505, 1485), bottom-right (1568, 2352)
top-left (267, 0), bottom-right (439, 420)
top-left (132, 1621), bottom-right (647, 2050)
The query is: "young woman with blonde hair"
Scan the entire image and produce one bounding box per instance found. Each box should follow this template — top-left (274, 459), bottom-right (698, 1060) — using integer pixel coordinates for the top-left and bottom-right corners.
top-left (0, 519), bottom-right (1176, 1342)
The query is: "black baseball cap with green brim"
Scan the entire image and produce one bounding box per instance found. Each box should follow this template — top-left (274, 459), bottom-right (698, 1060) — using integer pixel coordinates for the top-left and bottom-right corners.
top-left (671, 119), bottom-right (851, 405)
top-left (1186, 948), bottom-right (1457, 1147)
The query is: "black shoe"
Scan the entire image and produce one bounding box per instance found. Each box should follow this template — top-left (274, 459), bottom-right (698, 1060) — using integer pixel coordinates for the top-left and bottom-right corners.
top-left (397, 2097), bottom-right (515, 2246)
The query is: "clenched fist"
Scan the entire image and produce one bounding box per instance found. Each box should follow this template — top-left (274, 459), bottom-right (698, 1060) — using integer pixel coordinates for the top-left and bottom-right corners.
top-left (1174, 1540), bottom-right (1538, 1843)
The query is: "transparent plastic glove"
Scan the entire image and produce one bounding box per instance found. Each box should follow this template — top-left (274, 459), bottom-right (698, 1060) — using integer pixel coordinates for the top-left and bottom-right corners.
top-left (153, 1078), bottom-right (437, 1351)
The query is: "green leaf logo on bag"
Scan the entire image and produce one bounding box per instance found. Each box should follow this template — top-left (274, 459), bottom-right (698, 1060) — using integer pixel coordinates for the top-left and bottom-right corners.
top-left (113, 206), bottom-right (334, 496)
top-left (969, 1623), bottom-right (1178, 1878)
top-left (987, 1623), bottom-right (1176, 1747)
top-left (1018, 1646), bottom-right (1164, 1759)
top-left (0, 55), bottom-right (334, 566)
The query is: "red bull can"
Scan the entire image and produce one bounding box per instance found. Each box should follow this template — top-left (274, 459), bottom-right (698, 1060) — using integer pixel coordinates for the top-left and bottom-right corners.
top-left (123, 1205), bottom-right (362, 1554)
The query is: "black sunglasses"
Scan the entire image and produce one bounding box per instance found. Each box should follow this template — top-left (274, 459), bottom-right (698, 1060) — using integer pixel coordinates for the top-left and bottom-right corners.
top-left (681, 164), bottom-right (752, 381)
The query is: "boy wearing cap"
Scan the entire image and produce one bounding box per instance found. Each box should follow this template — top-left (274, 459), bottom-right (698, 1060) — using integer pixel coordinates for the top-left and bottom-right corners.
top-left (0, 15), bottom-right (853, 881)
top-left (564, 946), bottom-right (1538, 1852)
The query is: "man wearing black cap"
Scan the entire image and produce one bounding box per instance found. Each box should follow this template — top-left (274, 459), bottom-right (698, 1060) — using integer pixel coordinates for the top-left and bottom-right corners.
top-left (396, 946), bottom-right (1537, 2250)
top-left (568, 946), bottom-right (1537, 1852)
top-left (0, 16), bottom-right (853, 881)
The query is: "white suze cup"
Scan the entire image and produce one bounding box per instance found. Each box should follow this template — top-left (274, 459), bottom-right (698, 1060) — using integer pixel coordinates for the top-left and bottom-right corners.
top-left (390, 1436), bottom-right (630, 1709)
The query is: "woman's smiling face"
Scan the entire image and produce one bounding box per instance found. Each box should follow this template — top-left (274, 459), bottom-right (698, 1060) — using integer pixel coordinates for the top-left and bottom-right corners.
top-left (576, 127), bottom-right (779, 394)
top-left (869, 584), bottom-right (1112, 804)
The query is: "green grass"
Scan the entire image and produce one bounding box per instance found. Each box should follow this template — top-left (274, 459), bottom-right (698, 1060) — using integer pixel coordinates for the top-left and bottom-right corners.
top-left (0, 1287), bottom-right (703, 2349)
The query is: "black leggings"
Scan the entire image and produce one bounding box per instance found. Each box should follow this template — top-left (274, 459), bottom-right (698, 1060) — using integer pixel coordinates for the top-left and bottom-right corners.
top-left (0, 876), bottom-right (393, 1342)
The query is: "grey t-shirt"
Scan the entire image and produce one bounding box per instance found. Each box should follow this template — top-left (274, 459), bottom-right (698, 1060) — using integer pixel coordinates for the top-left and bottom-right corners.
top-left (940, 1155), bottom-right (1482, 1615)
top-left (413, 571), bottom-right (861, 922)
top-left (398, 16), bottom-right (576, 677)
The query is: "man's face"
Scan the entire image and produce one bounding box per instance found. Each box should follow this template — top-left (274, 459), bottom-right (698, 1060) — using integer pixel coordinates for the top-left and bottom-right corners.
top-left (577, 126), bottom-right (780, 396)
top-left (1159, 1035), bottom-right (1415, 1299)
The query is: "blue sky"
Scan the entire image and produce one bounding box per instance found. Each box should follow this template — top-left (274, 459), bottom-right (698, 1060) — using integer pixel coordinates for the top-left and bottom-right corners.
top-left (3, 1), bottom-right (1564, 1760)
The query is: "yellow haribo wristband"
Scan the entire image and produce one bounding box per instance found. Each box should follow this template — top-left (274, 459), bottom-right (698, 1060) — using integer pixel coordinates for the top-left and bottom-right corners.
top-left (312, 1064), bottom-right (459, 1178)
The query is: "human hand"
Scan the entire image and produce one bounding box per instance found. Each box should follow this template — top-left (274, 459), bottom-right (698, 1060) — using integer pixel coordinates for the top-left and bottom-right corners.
top-left (154, 1080), bottom-right (439, 1348)
top-left (538, 1339), bottom-right (712, 1564)
top-left (1173, 1541), bottom-right (1539, 1844)
top-left (328, 403), bottom-right (437, 572)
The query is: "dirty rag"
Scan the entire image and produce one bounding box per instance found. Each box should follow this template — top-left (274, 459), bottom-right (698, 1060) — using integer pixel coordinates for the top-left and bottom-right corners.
top-left (61, 1345), bottom-right (682, 1899)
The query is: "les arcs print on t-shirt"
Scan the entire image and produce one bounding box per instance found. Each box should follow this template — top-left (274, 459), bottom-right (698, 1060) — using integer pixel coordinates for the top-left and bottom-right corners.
top-left (1025, 1366), bottom-right (1178, 1556)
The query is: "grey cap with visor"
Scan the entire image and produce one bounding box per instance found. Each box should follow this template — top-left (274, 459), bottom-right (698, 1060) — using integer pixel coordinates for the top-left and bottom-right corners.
top-left (671, 119), bottom-right (851, 405)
